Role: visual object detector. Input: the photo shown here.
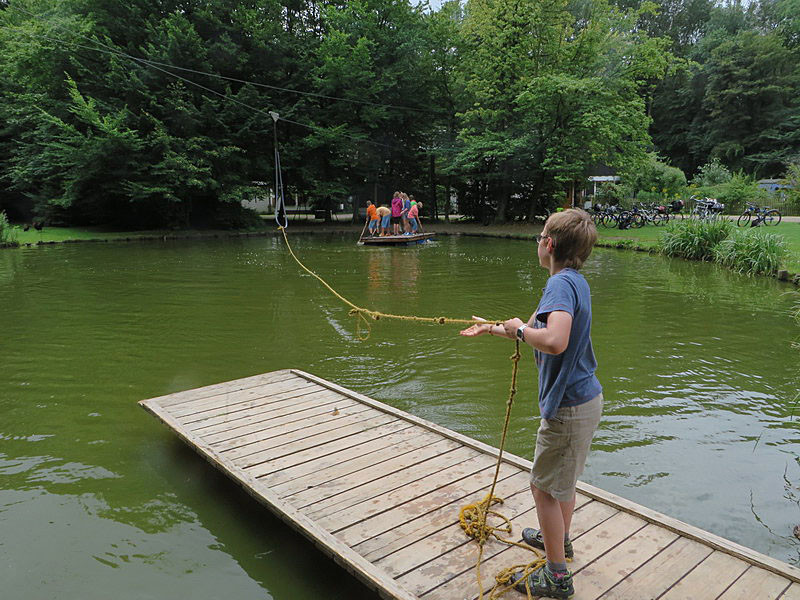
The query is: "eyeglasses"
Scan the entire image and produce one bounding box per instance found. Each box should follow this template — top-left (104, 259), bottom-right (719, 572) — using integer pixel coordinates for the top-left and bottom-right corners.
top-left (535, 234), bottom-right (552, 244)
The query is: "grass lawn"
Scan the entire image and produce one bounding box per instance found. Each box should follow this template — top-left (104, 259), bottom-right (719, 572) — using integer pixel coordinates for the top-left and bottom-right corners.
top-left (11, 225), bottom-right (266, 245)
top-left (597, 219), bottom-right (800, 273)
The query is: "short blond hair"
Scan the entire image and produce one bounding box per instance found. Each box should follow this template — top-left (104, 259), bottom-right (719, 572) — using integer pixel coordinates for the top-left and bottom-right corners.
top-left (544, 209), bottom-right (597, 270)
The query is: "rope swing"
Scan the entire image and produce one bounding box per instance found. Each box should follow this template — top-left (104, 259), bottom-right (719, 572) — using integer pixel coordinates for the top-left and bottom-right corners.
top-left (271, 111), bottom-right (288, 230)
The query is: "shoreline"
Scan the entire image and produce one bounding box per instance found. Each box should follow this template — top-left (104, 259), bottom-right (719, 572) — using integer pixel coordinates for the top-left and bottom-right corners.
top-left (2, 219), bottom-right (798, 286)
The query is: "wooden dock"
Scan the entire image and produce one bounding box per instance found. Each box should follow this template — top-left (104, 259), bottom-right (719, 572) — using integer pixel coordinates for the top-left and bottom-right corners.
top-left (359, 233), bottom-right (436, 246)
top-left (140, 369), bottom-right (800, 600)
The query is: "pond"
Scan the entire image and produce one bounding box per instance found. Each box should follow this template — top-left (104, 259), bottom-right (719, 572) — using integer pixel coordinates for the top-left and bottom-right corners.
top-left (1, 233), bottom-right (798, 599)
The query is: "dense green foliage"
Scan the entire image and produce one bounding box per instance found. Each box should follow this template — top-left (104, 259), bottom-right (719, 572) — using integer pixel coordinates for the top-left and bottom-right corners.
top-left (0, 210), bottom-right (18, 244)
top-left (659, 218), bottom-right (732, 261)
top-left (647, 0), bottom-right (800, 178)
top-left (713, 227), bottom-right (787, 275)
top-left (0, 0), bottom-right (798, 227)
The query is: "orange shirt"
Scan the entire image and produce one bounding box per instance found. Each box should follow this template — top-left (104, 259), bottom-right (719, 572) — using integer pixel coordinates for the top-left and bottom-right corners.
top-left (367, 204), bottom-right (378, 220)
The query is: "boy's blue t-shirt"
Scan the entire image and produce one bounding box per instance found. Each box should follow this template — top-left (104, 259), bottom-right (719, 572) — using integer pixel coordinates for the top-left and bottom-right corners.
top-left (532, 268), bottom-right (602, 419)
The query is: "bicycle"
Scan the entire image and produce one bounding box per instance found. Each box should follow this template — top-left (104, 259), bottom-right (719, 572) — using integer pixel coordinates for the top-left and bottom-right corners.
top-left (666, 199), bottom-right (686, 221)
top-left (690, 196), bottom-right (725, 221)
top-left (736, 202), bottom-right (781, 227)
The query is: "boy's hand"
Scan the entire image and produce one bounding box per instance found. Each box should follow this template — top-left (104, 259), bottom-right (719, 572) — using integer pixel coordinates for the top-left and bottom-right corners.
top-left (502, 317), bottom-right (525, 337)
top-left (459, 316), bottom-right (491, 337)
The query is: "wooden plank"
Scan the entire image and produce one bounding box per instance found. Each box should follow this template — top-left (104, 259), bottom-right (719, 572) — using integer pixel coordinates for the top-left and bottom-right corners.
top-left (316, 453), bottom-right (501, 537)
top-left (353, 470), bottom-right (535, 562)
top-left (139, 394), bottom-right (419, 600)
top-left (303, 446), bottom-right (484, 518)
top-left (230, 413), bottom-right (401, 470)
top-left (220, 406), bottom-right (386, 459)
top-left (148, 369), bottom-right (296, 407)
top-left (375, 485), bottom-right (536, 579)
top-left (169, 377), bottom-right (318, 418)
top-left (275, 437), bottom-right (461, 501)
top-left (600, 536), bottom-right (712, 599)
top-left (179, 384), bottom-right (330, 427)
top-left (416, 502), bottom-right (632, 600)
top-left (244, 420), bottom-right (417, 479)
top-left (206, 399), bottom-right (370, 448)
top-left (576, 524), bottom-right (678, 599)
top-left (577, 482), bottom-right (800, 585)
top-left (370, 485), bottom-right (598, 577)
top-left (715, 566), bottom-right (791, 600)
top-left (255, 424), bottom-right (431, 485)
top-left (338, 463), bottom-right (528, 550)
top-left (779, 582), bottom-right (800, 600)
top-left (190, 391), bottom-right (349, 437)
top-left (658, 551), bottom-right (750, 600)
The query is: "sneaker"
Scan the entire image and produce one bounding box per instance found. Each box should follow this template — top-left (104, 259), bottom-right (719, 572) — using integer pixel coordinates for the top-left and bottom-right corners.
top-left (509, 565), bottom-right (574, 599)
top-left (521, 528), bottom-right (574, 559)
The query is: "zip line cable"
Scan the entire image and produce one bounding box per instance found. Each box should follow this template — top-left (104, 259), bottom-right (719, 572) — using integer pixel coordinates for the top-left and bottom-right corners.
top-left (7, 3), bottom-right (445, 115)
top-left (13, 27), bottom-right (398, 150)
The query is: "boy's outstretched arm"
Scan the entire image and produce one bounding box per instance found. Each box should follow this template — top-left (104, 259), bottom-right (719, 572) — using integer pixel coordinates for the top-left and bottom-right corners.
top-left (502, 313), bottom-right (572, 355)
top-left (459, 316), bottom-right (511, 338)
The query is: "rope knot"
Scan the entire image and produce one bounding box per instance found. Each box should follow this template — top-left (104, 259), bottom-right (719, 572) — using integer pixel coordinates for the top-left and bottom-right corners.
top-left (438, 317), bottom-right (446, 324)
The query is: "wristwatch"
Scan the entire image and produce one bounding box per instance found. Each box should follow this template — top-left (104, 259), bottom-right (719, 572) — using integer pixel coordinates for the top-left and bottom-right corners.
top-left (516, 324), bottom-right (528, 341)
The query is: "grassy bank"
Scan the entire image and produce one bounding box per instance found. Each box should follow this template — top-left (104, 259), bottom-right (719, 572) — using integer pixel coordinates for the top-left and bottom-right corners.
top-left (595, 221), bottom-right (800, 273)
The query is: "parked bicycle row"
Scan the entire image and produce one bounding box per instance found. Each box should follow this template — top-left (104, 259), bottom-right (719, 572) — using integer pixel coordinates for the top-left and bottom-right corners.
top-left (588, 197), bottom-right (782, 229)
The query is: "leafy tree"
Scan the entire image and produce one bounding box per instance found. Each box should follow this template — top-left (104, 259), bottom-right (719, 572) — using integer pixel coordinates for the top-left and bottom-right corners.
top-left (453, 0), bottom-right (671, 222)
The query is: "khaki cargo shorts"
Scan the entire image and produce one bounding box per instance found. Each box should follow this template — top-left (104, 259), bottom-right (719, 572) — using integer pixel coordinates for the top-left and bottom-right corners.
top-left (531, 394), bottom-right (603, 502)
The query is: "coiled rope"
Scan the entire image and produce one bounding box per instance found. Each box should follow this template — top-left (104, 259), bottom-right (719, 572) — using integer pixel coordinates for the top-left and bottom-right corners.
top-left (278, 226), bottom-right (552, 599)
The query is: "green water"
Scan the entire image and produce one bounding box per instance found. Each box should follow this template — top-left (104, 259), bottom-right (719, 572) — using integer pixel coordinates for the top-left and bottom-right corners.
top-left (1, 234), bottom-right (798, 599)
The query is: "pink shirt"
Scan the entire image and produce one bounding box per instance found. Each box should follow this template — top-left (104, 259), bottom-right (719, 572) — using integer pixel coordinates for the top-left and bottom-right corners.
top-left (408, 204), bottom-right (419, 219)
top-left (391, 197), bottom-right (402, 217)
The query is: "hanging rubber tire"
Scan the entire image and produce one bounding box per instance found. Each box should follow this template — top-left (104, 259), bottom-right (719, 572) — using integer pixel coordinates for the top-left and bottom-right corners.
top-left (737, 212), bottom-right (751, 227)
top-left (763, 210), bottom-right (781, 226)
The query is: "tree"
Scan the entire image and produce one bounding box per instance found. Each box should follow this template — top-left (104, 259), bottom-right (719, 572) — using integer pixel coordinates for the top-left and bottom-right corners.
top-left (454, 0), bottom-right (671, 221)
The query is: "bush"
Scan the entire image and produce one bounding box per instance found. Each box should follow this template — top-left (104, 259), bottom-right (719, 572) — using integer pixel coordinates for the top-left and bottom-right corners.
top-left (659, 219), bottom-right (732, 261)
top-left (690, 173), bottom-right (770, 215)
top-left (624, 154), bottom-right (687, 200)
top-left (692, 159), bottom-right (732, 187)
top-left (0, 211), bottom-right (18, 245)
top-left (713, 228), bottom-right (787, 275)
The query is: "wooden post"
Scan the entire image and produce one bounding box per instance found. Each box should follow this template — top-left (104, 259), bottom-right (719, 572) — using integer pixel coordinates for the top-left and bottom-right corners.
top-left (429, 153), bottom-right (437, 220)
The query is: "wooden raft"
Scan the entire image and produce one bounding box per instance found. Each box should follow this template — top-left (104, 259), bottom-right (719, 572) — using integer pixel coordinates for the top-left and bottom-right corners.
top-left (140, 369), bottom-right (800, 600)
top-left (359, 232), bottom-right (436, 246)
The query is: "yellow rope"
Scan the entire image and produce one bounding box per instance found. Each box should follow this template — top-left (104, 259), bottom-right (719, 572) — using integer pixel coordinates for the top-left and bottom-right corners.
top-left (278, 226), bottom-right (504, 339)
top-left (278, 226), bottom-right (546, 597)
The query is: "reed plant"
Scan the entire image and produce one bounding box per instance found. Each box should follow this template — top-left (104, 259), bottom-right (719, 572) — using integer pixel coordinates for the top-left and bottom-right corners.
top-left (0, 211), bottom-right (18, 245)
top-left (713, 228), bottom-right (787, 275)
top-left (658, 218), bottom-right (732, 261)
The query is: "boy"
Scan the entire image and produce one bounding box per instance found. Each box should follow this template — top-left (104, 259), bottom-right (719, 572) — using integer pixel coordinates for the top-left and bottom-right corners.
top-left (407, 201), bottom-right (422, 233)
top-left (366, 200), bottom-right (379, 236)
top-left (460, 209), bottom-right (602, 599)
top-left (376, 204), bottom-right (391, 236)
